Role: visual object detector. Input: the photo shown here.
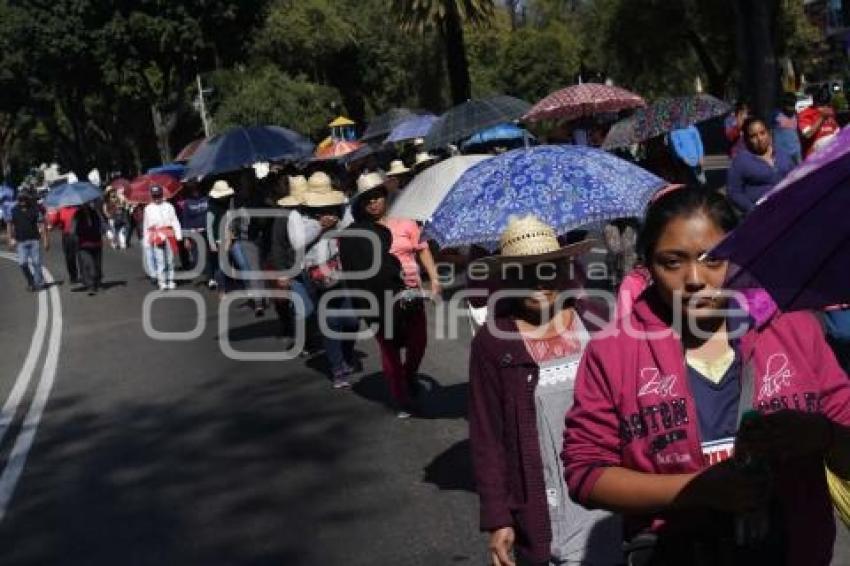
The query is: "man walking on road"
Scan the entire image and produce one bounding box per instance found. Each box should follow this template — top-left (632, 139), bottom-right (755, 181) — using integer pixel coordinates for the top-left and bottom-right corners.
top-left (7, 190), bottom-right (48, 291)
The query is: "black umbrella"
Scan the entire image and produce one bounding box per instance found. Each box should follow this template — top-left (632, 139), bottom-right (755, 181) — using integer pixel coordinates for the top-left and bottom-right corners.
top-left (424, 95), bottom-right (532, 150)
top-left (360, 108), bottom-right (416, 142)
top-left (183, 125), bottom-right (314, 180)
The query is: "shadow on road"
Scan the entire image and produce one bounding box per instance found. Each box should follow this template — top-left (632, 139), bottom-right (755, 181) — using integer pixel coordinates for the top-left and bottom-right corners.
top-left (0, 376), bottom-right (386, 565)
top-left (422, 439), bottom-right (474, 493)
top-left (351, 372), bottom-right (467, 420)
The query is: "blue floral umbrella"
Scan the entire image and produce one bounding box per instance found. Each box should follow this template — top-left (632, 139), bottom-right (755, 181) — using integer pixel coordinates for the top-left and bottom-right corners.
top-left (44, 182), bottom-right (102, 208)
top-left (424, 145), bottom-right (666, 247)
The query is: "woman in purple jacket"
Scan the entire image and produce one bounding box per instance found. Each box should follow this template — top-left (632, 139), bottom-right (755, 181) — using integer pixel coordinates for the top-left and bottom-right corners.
top-left (563, 187), bottom-right (850, 565)
top-left (469, 215), bottom-right (622, 566)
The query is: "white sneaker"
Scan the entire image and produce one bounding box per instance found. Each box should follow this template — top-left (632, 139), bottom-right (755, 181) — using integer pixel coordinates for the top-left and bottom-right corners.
top-left (207, 279), bottom-right (218, 290)
top-left (158, 283), bottom-right (168, 291)
top-left (167, 281), bottom-right (177, 290)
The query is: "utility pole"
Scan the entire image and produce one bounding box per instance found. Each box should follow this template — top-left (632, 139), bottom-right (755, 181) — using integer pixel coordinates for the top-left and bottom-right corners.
top-left (196, 73), bottom-right (211, 138)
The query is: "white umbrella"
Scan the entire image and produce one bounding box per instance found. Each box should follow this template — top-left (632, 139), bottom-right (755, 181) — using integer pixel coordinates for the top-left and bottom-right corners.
top-left (388, 154), bottom-right (492, 222)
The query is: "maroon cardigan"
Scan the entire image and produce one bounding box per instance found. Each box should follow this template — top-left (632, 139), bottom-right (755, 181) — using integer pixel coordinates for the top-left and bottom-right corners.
top-left (468, 305), bottom-right (609, 563)
top-left (468, 316), bottom-right (553, 563)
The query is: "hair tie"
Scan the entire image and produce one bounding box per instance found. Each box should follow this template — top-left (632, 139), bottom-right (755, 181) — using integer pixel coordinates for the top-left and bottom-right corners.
top-left (650, 184), bottom-right (686, 203)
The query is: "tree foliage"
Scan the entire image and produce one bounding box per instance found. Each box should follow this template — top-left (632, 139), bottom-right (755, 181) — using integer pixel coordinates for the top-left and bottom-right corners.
top-left (0, 0), bottom-right (835, 183)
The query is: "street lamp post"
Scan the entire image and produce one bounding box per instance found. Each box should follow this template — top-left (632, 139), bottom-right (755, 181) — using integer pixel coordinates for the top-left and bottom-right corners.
top-left (196, 73), bottom-right (211, 138)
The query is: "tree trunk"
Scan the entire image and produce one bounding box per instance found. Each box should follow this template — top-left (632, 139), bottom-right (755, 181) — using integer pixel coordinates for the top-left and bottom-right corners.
top-left (735, 0), bottom-right (780, 118)
top-left (151, 104), bottom-right (176, 163)
top-left (442, 4), bottom-right (472, 105)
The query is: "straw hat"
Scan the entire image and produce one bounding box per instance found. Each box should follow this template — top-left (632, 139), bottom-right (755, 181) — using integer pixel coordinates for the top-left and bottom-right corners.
top-left (356, 171), bottom-right (387, 193)
top-left (277, 175), bottom-right (308, 207)
top-left (306, 171), bottom-right (334, 194)
top-left (413, 151), bottom-right (437, 168)
top-left (303, 189), bottom-right (346, 208)
top-left (386, 160), bottom-right (411, 177)
top-left (484, 215), bottom-right (596, 265)
top-left (209, 180), bottom-right (235, 199)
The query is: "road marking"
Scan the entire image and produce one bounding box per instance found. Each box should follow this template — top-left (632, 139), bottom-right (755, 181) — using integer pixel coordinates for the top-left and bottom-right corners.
top-left (0, 254), bottom-right (62, 522)
top-left (0, 252), bottom-right (48, 447)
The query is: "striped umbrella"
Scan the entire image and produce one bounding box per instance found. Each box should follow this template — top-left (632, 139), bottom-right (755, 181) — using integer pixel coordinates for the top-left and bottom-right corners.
top-left (424, 95), bottom-right (531, 150)
top-left (523, 83), bottom-right (646, 123)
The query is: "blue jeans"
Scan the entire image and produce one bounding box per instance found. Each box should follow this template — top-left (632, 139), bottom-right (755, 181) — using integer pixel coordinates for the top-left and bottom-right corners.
top-left (17, 240), bottom-right (44, 287)
top-left (152, 244), bottom-right (174, 286)
top-left (291, 277), bottom-right (358, 376)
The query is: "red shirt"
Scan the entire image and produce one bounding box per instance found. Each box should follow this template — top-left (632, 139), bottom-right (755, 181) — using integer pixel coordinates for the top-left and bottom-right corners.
top-left (798, 106), bottom-right (840, 157)
top-left (55, 206), bottom-right (79, 235)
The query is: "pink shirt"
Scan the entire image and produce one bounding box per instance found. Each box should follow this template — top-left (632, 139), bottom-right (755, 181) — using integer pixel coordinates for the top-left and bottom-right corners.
top-left (384, 218), bottom-right (426, 288)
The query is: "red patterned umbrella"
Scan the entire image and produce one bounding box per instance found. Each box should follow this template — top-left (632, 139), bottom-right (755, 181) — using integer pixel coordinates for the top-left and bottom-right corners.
top-left (523, 83), bottom-right (646, 123)
top-left (174, 138), bottom-right (207, 163)
top-left (126, 174), bottom-right (182, 204)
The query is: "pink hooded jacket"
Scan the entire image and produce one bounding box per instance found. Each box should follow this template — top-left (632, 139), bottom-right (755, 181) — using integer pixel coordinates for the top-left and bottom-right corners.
top-left (563, 288), bottom-right (850, 565)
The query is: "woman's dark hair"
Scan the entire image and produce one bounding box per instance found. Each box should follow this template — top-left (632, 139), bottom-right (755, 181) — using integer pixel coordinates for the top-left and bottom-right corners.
top-left (734, 100), bottom-right (750, 114)
top-left (637, 186), bottom-right (738, 261)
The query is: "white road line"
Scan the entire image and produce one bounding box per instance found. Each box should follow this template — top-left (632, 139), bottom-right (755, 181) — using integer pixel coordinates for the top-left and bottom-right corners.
top-left (0, 252), bottom-right (49, 446)
top-left (0, 256), bottom-right (62, 522)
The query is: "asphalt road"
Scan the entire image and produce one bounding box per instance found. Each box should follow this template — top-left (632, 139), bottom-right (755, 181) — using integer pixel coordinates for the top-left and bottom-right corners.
top-left (0, 235), bottom-right (847, 565)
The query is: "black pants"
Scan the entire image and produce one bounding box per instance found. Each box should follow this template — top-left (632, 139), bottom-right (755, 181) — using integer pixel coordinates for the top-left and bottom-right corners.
top-left (62, 233), bottom-right (79, 282)
top-left (78, 247), bottom-right (102, 290)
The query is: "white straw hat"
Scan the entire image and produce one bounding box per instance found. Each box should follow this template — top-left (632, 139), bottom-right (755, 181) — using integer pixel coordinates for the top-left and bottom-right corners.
top-left (485, 215), bottom-right (596, 265)
top-left (356, 171), bottom-right (387, 193)
top-left (303, 189), bottom-right (346, 208)
top-left (277, 175), bottom-right (309, 207)
top-left (209, 180), bottom-right (234, 199)
top-left (386, 160), bottom-right (411, 176)
top-left (307, 171), bottom-right (334, 194)
top-left (413, 151), bottom-right (437, 168)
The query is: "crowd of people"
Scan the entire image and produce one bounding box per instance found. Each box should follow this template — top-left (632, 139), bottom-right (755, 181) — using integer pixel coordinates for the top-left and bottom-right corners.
top-left (3, 90), bottom-right (850, 565)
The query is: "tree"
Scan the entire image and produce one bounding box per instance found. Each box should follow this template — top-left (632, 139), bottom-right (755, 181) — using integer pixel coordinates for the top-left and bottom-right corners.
top-left (212, 66), bottom-right (342, 140)
top-left (391, 0), bottom-right (496, 104)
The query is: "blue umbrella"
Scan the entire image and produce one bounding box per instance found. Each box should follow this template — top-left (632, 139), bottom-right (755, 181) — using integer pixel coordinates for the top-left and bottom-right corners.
top-left (183, 125), bottom-right (314, 180)
top-left (147, 163), bottom-right (188, 179)
top-left (424, 145), bottom-right (666, 247)
top-left (461, 123), bottom-right (534, 149)
top-left (44, 182), bottom-right (102, 208)
top-left (385, 114), bottom-right (438, 143)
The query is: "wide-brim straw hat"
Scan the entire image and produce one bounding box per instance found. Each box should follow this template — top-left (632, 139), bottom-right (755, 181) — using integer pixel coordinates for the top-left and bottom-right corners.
top-left (303, 189), bottom-right (346, 208)
top-left (413, 151), bottom-right (437, 168)
top-left (209, 180), bottom-right (235, 199)
top-left (386, 160), bottom-right (411, 176)
top-left (278, 175), bottom-right (309, 207)
top-left (306, 171), bottom-right (334, 194)
top-left (480, 215), bottom-right (596, 266)
top-left (277, 195), bottom-right (304, 208)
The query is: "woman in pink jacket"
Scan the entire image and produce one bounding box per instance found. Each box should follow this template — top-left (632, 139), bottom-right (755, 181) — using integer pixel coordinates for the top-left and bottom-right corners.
top-left (563, 187), bottom-right (850, 565)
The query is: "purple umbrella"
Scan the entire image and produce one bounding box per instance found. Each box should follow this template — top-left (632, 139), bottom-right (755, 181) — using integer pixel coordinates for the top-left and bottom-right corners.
top-left (710, 128), bottom-right (850, 310)
top-left (385, 114), bottom-right (437, 143)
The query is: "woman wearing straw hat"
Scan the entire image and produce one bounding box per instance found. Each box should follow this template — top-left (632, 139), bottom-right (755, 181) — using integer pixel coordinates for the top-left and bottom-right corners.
top-left (342, 171), bottom-right (442, 418)
top-left (289, 180), bottom-right (360, 387)
top-left (469, 215), bottom-right (622, 566)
